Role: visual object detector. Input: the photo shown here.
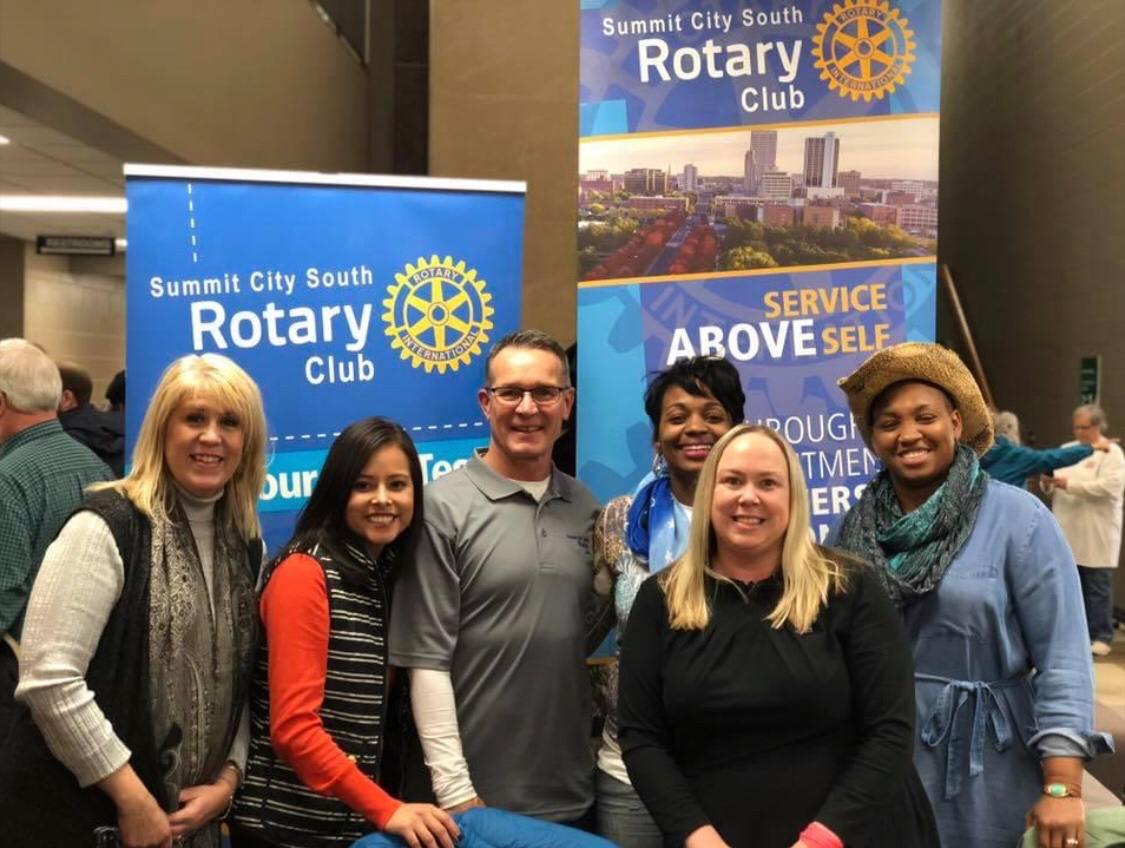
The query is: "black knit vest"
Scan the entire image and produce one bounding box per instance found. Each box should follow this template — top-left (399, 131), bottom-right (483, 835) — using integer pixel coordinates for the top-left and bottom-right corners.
top-left (0, 489), bottom-right (261, 847)
top-left (233, 545), bottom-right (403, 847)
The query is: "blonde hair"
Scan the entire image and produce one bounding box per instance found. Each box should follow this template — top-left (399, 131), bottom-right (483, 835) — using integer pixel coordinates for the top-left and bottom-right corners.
top-left (660, 424), bottom-right (844, 633)
top-left (92, 354), bottom-right (267, 539)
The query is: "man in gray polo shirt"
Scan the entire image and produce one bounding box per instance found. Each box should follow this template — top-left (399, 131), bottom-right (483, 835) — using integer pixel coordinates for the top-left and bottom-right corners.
top-left (389, 330), bottom-right (600, 827)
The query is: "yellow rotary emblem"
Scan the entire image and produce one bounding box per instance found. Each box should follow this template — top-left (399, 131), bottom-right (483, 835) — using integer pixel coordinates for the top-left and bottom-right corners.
top-left (812, 0), bottom-right (916, 102)
top-left (383, 255), bottom-right (494, 374)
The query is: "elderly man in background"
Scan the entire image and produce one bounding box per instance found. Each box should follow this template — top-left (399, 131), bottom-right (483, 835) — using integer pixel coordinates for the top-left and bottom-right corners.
top-left (0, 340), bottom-right (112, 744)
top-left (1043, 404), bottom-right (1125, 656)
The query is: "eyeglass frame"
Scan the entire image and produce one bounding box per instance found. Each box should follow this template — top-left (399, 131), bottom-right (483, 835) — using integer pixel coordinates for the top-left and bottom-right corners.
top-left (484, 384), bottom-right (573, 407)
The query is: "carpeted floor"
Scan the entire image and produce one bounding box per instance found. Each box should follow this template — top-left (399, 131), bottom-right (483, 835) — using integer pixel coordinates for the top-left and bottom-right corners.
top-left (1089, 630), bottom-right (1125, 805)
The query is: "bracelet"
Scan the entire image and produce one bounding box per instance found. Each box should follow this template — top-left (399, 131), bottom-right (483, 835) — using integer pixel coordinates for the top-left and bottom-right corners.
top-left (1043, 781), bottom-right (1082, 799)
top-left (221, 760), bottom-right (243, 790)
top-left (218, 761), bottom-right (241, 820)
top-left (799, 822), bottom-right (844, 848)
top-left (221, 789), bottom-right (236, 821)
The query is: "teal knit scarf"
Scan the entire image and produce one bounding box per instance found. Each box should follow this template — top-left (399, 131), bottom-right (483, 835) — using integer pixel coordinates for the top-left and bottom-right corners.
top-left (837, 444), bottom-right (988, 608)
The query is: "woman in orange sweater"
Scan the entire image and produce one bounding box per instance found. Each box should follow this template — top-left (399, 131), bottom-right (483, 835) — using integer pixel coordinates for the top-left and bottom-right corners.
top-left (230, 417), bottom-right (459, 848)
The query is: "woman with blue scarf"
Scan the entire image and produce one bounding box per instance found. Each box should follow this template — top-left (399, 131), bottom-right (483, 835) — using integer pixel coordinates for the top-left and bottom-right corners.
top-left (591, 356), bottom-right (744, 847)
top-left (829, 343), bottom-right (1112, 848)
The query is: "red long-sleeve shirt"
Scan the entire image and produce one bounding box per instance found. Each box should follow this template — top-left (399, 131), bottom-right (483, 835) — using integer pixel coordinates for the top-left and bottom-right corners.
top-left (261, 553), bottom-right (403, 829)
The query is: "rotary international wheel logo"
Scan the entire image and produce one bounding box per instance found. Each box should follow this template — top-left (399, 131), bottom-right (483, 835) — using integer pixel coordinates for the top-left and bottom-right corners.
top-left (812, 0), bottom-right (916, 102)
top-left (382, 255), bottom-right (494, 374)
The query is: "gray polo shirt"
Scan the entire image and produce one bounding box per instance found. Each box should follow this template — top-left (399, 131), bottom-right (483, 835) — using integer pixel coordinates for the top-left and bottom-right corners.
top-left (389, 453), bottom-right (600, 821)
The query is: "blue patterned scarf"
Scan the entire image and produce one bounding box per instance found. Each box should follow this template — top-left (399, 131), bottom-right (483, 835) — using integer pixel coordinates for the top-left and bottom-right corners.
top-left (625, 474), bottom-right (691, 572)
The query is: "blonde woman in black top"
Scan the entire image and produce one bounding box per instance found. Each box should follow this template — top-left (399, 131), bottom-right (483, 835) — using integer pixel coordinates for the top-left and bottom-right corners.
top-left (617, 424), bottom-right (938, 848)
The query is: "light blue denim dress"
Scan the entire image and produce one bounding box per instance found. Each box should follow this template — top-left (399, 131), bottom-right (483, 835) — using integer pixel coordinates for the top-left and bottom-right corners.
top-left (831, 480), bottom-right (1113, 847)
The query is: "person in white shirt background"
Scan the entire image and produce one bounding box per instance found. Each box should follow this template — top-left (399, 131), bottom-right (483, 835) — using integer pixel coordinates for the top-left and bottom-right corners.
top-left (1042, 404), bottom-right (1125, 656)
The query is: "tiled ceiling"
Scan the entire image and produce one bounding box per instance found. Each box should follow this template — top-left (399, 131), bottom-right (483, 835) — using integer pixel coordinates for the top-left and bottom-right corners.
top-left (0, 104), bottom-right (126, 243)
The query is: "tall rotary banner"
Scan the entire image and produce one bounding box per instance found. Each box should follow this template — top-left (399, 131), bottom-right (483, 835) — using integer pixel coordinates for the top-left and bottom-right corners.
top-left (125, 165), bottom-right (525, 551)
top-left (577, 0), bottom-right (942, 540)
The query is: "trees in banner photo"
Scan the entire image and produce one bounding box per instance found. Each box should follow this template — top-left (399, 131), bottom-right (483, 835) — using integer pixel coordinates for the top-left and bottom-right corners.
top-left (665, 223), bottom-right (717, 276)
top-left (721, 215), bottom-right (933, 270)
top-left (582, 209), bottom-right (718, 281)
top-left (581, 209), bottom-right (934, 280)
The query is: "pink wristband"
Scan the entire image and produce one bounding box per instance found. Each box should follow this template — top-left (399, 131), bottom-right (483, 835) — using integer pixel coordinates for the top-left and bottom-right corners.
top-left (799, 821), bottom-right (844, 848)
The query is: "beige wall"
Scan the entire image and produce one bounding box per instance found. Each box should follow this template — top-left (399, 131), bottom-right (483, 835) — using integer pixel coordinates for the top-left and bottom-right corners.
top-left (0, 0), bottom-right (369, 171)
top-left (938, 0), bottom-right (1125, 562)
top-left (22, 244), bottom-right (124, 404)
top-left (429, 0), bottom-right (578, 343)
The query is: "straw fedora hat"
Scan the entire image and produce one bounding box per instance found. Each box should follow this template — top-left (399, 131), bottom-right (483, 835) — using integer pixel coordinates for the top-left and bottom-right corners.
top-left (837, 342), bottom-right (994, 456)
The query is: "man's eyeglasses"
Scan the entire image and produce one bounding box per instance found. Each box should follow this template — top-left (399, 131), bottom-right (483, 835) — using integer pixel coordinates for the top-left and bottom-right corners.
top-left (486, 386), bottom-right (570, 407)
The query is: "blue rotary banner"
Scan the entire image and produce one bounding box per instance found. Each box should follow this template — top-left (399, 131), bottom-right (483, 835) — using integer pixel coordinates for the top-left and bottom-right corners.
top-left (126, 166), bottom-right (525, 551)
top-left (577, 0), bottom-right (941, 541)
top-left (581, 0), bottom-right (940, 136)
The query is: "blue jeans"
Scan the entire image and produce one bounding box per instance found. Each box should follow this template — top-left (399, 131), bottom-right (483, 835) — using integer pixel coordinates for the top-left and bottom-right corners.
top-left (1078, 565), bottom-right (1115, 644)
top-left (595, 769), bottom-right (663, 848)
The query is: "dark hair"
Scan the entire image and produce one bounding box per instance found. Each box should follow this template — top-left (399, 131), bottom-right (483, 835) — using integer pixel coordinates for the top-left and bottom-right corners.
top-left (643, 357), bottom-right (746, 440)
top-left (484, 329), bottom-right (570, 387)
top-left (280, 417), bottom-right (424, 584)
top-left (105, 369), bottom-right (126, 410)
top-left (57, 363), bottom-right (93, 406)
top-left (869, 379), bottom-right (956, 426)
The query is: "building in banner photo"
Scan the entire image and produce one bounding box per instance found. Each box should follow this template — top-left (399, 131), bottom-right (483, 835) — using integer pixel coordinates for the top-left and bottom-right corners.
top-left (683, 163), bottom-right (699, 192)
top-left (743, 149), bottom-right (755, 194)
top-left (623, 168), bottom-right (668, 196)
top-left (804, 132), bottom-right (841, 189)
top-left (578, 118), bottom-right (939, 281)
top-left (750, 130), bottom-right (778, 192)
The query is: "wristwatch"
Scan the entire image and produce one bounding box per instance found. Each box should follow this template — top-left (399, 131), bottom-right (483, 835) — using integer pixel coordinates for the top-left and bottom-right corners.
top-left (1044, 782), bottom-right (1081, 799)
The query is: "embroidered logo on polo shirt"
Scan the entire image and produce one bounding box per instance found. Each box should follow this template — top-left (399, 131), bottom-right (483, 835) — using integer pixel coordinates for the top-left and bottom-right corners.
top-left (568, 533), bottom-right (592, 551)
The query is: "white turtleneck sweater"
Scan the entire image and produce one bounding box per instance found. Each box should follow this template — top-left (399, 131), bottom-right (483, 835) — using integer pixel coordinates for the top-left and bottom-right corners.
top-left (14, 488), bottom-right (249, 789)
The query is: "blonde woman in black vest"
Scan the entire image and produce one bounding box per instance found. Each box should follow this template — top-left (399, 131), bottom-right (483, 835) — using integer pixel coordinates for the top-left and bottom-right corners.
top-left (0, 353), bottom-right (267, 848)
top-left (230, 418), bottom-right (458, 848)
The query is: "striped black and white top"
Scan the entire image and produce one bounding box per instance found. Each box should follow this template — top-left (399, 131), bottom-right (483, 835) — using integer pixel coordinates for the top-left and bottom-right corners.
top-left (232, 542), bottom-right (400, 847)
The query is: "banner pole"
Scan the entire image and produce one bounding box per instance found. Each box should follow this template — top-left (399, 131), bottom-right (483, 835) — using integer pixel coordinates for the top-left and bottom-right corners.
top-left (940, 264), bottom-right (994, 408)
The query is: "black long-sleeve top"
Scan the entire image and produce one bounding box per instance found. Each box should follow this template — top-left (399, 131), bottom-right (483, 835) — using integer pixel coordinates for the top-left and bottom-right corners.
top-left (617, 555), bottom-right (937, 848)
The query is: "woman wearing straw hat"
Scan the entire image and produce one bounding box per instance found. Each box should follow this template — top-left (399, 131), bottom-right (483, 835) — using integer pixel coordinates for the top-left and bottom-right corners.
top-left (829, 342), bottom-right (1112, 848)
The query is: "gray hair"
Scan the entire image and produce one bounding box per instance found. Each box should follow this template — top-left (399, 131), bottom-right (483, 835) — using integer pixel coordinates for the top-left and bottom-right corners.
top-left (0, 339), bottom-right (63, 413)
top-left (992, 410), bottom-right (1021, 445)
top-left (1074, 404), bottom-right (1108, 431)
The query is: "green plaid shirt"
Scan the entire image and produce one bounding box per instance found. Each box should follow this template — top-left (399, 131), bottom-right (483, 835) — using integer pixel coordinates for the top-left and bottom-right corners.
top-left (0, 419), bottom-right (113, 639)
